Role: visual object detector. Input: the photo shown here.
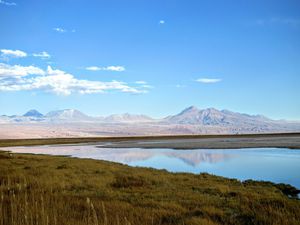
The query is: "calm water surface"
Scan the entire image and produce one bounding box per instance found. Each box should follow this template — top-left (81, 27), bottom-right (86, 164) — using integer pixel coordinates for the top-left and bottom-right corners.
top-left (2, 145), bottom-right (300, 188)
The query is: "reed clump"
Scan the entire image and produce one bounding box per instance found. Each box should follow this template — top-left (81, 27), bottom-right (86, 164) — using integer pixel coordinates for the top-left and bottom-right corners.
top-left (0, 151), bottom-right (300, 225)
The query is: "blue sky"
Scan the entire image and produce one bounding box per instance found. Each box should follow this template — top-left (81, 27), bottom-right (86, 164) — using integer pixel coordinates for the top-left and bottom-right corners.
top-left (0, 0), bottom-right (299, 119)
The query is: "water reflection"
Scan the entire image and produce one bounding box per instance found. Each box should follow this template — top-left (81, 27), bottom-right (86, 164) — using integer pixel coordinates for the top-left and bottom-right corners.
top-left (1, 145), bottom-right (300, 189)
top-left (164, 151), bottom-right (233, 166)
top-left (1, 145), bottom-right (233, 165)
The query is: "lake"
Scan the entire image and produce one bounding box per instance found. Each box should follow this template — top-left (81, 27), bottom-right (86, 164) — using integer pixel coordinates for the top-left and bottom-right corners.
top-left (2, 144), bottom-right (300, 189)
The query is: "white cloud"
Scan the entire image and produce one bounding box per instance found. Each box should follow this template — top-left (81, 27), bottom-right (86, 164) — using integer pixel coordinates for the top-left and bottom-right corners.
top-left (1, 49), bottom-right (51, 60)
top-left (134, 81), bottom-right (153, 89)
top-left (1, 49), bottom-right (27, 58)
top-left (85, 66), bottom-right (100, 71)
top-left (159, 20), bottom-right (165, 24)
top-left (0, 63), bottom-right (147, 95)
top-left (53, 28), bottom-right (76, 33)
top-left (141, 84), bottom-right (154, 89)
top-left (0, 0), bottom-right (16, 6)
top-left (0, 63), bottom-right (45, 77)
top-left (105, 66), bottom-right (125, 72)
top-left (86, 66), bottom-right (125, 72)
top-left (53, 27), bottom-right (67, 33)
top-left (33, 51), bottom-right (51, 59)
top-left (196, 78), bottom-right (222, 83)
top-left (86, 66), bottom-right (105, 71)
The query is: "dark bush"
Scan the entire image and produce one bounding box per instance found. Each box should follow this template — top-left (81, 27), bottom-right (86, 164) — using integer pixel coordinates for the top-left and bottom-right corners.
top-left (111, 175), bottom-right (148, 188)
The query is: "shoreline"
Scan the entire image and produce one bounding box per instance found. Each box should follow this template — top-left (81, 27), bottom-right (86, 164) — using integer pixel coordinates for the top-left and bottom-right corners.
top-left (1, 133), bottom-right (300, 149)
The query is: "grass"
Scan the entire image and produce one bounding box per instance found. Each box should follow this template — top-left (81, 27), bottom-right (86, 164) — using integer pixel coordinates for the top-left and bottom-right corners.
top-left (0, 150), bottom-right (300, 225)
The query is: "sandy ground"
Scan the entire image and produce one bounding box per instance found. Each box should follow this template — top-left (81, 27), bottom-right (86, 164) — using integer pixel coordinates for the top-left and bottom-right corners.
top-left (0, 133), bottom-right (299, 150)
top-left (1, 123), bottom-right (300, 139)
top-left (98, 134), bottom-right (300, 149)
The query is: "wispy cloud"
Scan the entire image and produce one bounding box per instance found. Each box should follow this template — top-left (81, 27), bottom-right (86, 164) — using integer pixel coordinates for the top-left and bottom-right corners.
top-left (141, 84), bottom-right (154, 89)
top-left (0, 0), bottom-right (16, 6)
top-left (53, 27), bottom-right (76, 33)
top-left (135, 81), bottom-right (147, 84)
top-left (53, 27), bottom-right (67, 33)
top-left (33, 51), bottom-right (51, 59)
top-left (196, 78), bottom-right (222, 84)
top-left (0, 49), bottom-right (52, 60)
top-left (1, 49), bottom-right (27, 58)
top-left (86, 66), bottom-right (125, 72)
top-left (134, 81), bottom-right (153, 89)
top-left (159, 20), bottom-right (165, 24)
top-left (0, 63), bottom-right (147, 95)
top-left (256, 18), bottom-right (300, 27)
top-left (175, 84), bottom-right (187, 88)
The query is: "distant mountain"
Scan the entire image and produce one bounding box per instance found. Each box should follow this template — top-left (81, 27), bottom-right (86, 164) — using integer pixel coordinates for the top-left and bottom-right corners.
top-left (104, 113), bottom-right (154, 123)
top-left (45, 109), bottom-right (92, 121)
top-left (1, 106), bottom-right (300, 138)
top-left (164, 106), bottom-right (273, 126)
top-left (44, 110), bottom-right (154, 123)
top-left (23, 109), bottom-right (44, 118)
top-left (1, 109), bottom-right (155, 123)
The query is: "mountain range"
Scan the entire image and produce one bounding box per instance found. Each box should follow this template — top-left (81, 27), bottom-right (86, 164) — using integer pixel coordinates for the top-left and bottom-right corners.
top-left (2, 109), bottom-right (155, 123)
top-left (1, 106), bottom-right (299, 138)
top-left (0, 106), bottom-right (298, 125)
top-left (164, 106), bottom-right (272, 126)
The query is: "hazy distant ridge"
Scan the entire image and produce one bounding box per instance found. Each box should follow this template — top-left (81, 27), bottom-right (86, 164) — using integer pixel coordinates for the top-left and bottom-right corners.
top-left (0, 106), bottom-right (299, 138)
top-left (1, 106), bottom-right (298, 125)
top-left (164, 106), bottom-right (273, 126)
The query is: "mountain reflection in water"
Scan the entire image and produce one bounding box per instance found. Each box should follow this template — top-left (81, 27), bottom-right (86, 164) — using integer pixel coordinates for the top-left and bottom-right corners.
top-left (1, 145), bottom-right (232, 166)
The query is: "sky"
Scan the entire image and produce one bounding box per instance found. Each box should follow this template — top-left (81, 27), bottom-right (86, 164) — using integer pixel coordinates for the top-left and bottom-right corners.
top-left (0, 0), bottom-right (299, 120)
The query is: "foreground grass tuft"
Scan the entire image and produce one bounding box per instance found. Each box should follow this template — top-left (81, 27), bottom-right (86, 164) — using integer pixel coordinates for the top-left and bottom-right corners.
top-left (0, 151), bottom-right (300, 225)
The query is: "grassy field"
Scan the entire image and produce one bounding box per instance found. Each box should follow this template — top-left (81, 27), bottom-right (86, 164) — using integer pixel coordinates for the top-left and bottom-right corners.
top-left (1, 149), bottom-right (300, 225)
